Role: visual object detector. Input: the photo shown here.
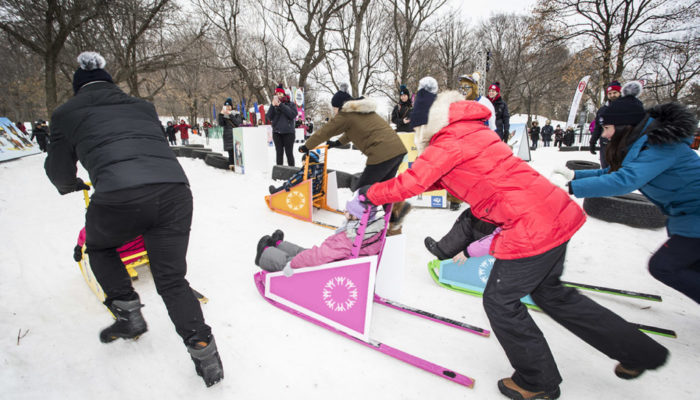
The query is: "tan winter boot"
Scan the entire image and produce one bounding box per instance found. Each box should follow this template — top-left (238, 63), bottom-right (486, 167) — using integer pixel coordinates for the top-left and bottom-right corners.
top-left (497, 378), bottom-right (560, 400)
top-left (614, 363), bottom-right (645, 379)
top-left (388, 202), bottom-right (411, 236)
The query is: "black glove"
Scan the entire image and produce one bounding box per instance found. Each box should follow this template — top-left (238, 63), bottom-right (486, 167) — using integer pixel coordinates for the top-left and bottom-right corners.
top-left (298, 145), bottom-right (309, 154)
top-left (73, 245), bottom-right (83, 262)
top-left (75, 177), bottom-right (90, 192)
top-left (326, 140), bottom-right (342, 149)
top-left (357, 185), bottom-right (375, 206)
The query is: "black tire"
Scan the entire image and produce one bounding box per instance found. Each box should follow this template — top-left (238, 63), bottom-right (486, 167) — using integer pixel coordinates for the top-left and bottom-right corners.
top-left (171, 147), bottom-right (183, 157)
top-left (204, 154), bottom-right (230, 170)
top-left (191, 149), bottom-right (214, 160)
top-left (583, 194), bottom-right (667, 229)
top-left (559, 146), bottom-right (581, 152)
top-left (178, 147), bottom-right (194, 157)
top-left (271, 165), bottom-right (301, 181)
top-left (565, 160), bottom-right (600, 170)
top-left (185, 144), bottom-right (205, 148)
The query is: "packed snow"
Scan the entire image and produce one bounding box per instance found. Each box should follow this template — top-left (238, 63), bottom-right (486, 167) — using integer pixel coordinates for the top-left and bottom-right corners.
top-left (1, 134), bottom-right (698, 400)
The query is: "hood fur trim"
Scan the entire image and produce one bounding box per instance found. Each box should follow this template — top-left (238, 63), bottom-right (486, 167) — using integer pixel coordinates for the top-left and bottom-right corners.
top-left (645, 102), bottom-right (697, 145)
top-left (341, 97), bottom-right (376, 114)
top-left (414, 91), bottom-right (464, 153)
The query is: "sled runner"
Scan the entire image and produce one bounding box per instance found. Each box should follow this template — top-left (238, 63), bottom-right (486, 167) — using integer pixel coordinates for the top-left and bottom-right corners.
top-left (428, 257), bottom-right (676, 338)
top-left (265, 146), bottom-right (343, 229)
top-left (76, 183), bottom-right (208, 307)
top-left (254, 204), bottom-right (489, 388)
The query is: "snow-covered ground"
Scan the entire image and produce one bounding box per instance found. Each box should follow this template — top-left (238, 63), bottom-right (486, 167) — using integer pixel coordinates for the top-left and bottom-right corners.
top-left (2, 134), bottom-right (698, 400)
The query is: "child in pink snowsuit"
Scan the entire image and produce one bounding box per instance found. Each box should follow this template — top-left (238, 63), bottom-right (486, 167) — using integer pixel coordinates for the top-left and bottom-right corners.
top-left (254, 202), bottom-right (385, 275)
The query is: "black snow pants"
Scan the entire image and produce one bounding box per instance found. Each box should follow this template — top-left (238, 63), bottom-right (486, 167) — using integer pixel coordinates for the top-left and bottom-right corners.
top-left (85, 183), bottom-right (211, 344)
top-left (354, 153), bottom-right (406, 190)
top-left (649, 235), bottom-right (700, 303)
top-left (436, 208), bottom-right (498, 258)
top-left (273, 132), bottom-right (296, 166)
top-left (483, 241), bottom-right (668, 392)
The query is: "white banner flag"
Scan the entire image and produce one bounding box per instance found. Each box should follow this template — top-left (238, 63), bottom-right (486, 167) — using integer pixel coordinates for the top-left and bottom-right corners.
top-left (566, 76), bottom-right (590, 128)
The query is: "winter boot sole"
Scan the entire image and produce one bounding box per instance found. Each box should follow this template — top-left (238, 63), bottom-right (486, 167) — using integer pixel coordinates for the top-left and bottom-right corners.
top-left (99, 326), bottom-right (148, 343)
top-left (497, 378), bottom-right (560, 400)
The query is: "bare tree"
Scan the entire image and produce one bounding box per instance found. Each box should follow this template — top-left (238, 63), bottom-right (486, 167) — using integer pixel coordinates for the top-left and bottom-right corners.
top-left (262, 0), bottom-right (351, 89)
top-left (383, 0), bottom-right (447, 91)
top-left (638, 34), bottom-right (700, 103)
top-left (535, 0), bottom-right (700, 94)
top-left (434, 14), bottom-right (476, 90)
top-left (0, 0), bottom-right (106, 113)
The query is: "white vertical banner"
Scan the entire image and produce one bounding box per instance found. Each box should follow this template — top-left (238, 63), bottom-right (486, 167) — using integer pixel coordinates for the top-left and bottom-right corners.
top-left (566, 76), bottom-right (590, 128)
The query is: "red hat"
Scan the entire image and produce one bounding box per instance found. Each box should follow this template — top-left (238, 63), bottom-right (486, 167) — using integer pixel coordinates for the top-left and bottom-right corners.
top-left (488, 82), bottom-right (501, 94)
top-left (274, 84), bottom-right (285, 94)
top-left (606, 81), bottom-right (622, 93)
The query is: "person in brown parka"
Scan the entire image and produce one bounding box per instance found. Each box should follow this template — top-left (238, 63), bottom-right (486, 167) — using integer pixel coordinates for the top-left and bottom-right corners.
top-left (299, 83), bottom-right (410, 233)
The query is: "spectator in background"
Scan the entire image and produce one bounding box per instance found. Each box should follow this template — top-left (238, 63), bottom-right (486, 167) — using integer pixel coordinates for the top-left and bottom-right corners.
top-left (31, 120), bottom-right (50, 152)
top-left (487, 82), bottom-right (510, 142)
top-left (541, 120), bottom-right (554, 147)
top-left (219, 97), bottom-right (242, 166)
top-left (590, 81), bottom-right (622, 168)
top-left (165, 121), bottom-right (176, 146)
top-left (16, 121), bottom-right (28, 136)
top-left (529, 120), bottom-right (540, 150)
top-left (174, 119), bottom-right (191, 145)
top-left (553, 124), bottom-right (564, 147)
top-left (391, 85), bottom-right (413, 132)
top-left (267, 84), bottom-right (298, 166)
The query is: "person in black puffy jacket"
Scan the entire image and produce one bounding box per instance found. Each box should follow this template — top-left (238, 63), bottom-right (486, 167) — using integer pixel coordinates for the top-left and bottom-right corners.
top-left (44, 52), bottom-right (223, 387)
top-left (487, 82), bottom-right (511, 142)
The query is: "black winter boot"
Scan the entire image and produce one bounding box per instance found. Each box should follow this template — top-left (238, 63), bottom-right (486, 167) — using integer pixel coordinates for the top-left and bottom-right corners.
top-left (188, 337), bottom-right (224, 387)
top-left (99, 298), bottom-right (148, 343)
top-left (255, 235), bottom-right (275, 266)
top-left (271, 229), bottom-right (284, 244)
top-left (424, 237), bottom-right (449, 260)
top-left (497, 378), bottom-right (560, 399)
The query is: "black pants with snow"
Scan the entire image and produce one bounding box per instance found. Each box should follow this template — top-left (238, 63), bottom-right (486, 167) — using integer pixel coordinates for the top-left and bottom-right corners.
top-left (436, 208), bottom-right (498, 258)
top-left (85, 183), bottom-right (211, 344)
top-left (483, 241), bottom-right (668, 392)
top-left (273, 132), bottom-right (295, 166)
top-left (649, 235), bottom-right (700, 303)
top-left (354, 153), bottom-right (406, 190)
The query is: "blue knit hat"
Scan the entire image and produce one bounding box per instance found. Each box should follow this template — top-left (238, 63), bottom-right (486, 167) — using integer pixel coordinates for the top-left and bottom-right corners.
top-left (410, 77), bottom-right (438, 128)
top-left (224, 97), bottom-right (233, 106)
top-left (72, 52), bottom-right (113, 94)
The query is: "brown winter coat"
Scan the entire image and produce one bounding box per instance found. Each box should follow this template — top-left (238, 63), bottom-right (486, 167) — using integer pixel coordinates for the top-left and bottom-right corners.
top-left (304, 98), bottom-right (407, 165)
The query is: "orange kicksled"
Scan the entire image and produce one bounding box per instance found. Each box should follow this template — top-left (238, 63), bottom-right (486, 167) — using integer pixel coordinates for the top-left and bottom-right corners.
top-left (265, 146), bottom-right (344, 229)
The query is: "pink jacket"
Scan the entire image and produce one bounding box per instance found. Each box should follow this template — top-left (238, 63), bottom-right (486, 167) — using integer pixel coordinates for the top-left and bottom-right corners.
top-left (290, 220), bottom-right (385, 269)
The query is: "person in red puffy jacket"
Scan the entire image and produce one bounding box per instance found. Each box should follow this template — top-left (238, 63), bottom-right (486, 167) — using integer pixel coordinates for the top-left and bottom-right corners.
top-left (174, 119), bottom-right (191, 145)
top-left (356, 77), bottom-right (668, 399)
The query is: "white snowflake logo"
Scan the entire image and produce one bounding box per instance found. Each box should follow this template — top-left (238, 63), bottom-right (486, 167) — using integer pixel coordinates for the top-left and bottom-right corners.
top-left (478, 257), bottom-right (495, 284)
top-left (286, 190), bottom-right (306, 211)
top-left (322, 276), bottom-right (358, 312)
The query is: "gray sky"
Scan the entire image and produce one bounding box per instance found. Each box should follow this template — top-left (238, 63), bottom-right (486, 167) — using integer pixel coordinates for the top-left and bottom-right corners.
top-left (452, 0), bottom-right (538, 22)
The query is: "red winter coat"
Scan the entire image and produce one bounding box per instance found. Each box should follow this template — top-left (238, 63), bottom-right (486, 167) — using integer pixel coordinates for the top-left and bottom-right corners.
top-left (367, 93), bottom-right (586, 259)
top-left (175, 123), bottom-right (190, 140)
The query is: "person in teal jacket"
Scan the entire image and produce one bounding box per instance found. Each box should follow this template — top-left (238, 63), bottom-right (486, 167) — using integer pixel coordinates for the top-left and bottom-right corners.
top-left (555, 81), bottom-right (700, 306)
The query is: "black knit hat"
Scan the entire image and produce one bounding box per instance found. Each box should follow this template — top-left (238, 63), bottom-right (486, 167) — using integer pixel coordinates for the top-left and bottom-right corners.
top-left (399, 84), bottom-right (410, 96)
top-left (410, 77), bottom-right (438, 128)
top-left (600, 81), bottom-right (645, 126)
top-left (224, 97), bottom-right (233, 106)
top-left (72, 52), bottom-right (113, 94)
top-left (331, 83), bottom-right (353, 109)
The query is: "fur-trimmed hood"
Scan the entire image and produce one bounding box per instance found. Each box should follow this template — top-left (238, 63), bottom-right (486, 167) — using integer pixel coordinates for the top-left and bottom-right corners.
top-left (645, 102), bottom-right (698, 145)
top-left (341, 97), bottom-right (377, 114)
top-left (414, 90), bottom-right (491, 152)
